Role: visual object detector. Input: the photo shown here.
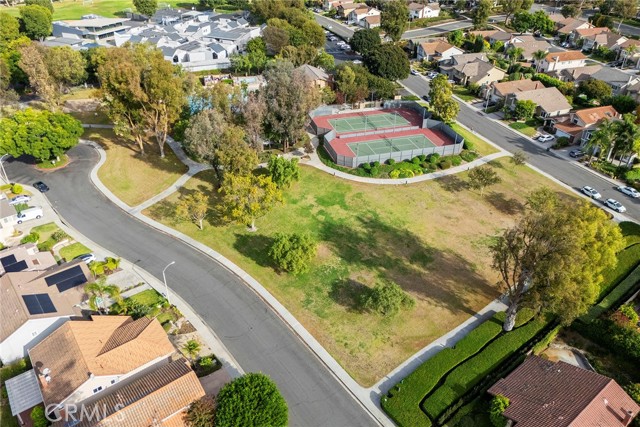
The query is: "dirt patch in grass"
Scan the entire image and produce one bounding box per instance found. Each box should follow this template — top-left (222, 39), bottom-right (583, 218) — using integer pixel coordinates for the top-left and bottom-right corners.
top-left (84, 128), bottom-right (187, 206)
top-left (144, 159), bottom-right (574, 386)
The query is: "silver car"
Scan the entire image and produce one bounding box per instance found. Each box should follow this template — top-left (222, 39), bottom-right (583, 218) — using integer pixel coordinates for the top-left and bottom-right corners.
top-left (581, 186), bottom-right (601, 200)
top-left (617, 185), bottom-right (640, 198)
top-left (605, 198), bottom-right (626, 213)
top-left (9, 195), bottom-right (31, 205)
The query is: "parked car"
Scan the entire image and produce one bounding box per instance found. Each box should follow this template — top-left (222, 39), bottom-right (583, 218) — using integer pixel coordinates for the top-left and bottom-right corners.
top-left (581, 186), bottom-right (602, 200)
top-left (427, 71), bottom-right (439, 79)
top-left (569, 149), bottom-right (585, 158)
top-left (537, 134), bottom-right (554, 142)
top-left (617, 185), bottom-right (640, 198)
top-left (16, 206), bottom-right (43, 224)
top-left (422, 95), bottom-right (430, 102)
top-left (33, 181), bottom-right (49, 193)
top-left (74, 253), bottom-right (96, 264)
top-left (9, 195), bottom-right (31, 205)
top-left (411, 69), bottom-right (419, 76)
top-left (604, 198), bottom-right (626, 213)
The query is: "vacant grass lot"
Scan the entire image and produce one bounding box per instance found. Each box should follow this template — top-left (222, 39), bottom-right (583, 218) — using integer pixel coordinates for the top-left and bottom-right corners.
top-left (144, 160), bottom-right (573, 386)
top-left (84, 128), bottom-right (187, 207)
top-left (1, 0), bottom-right (198, 19)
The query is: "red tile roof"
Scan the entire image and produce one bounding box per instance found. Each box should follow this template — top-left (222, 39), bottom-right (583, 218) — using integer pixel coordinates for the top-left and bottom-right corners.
top-left (574, 105), bottom-right (619, 126)
top-left (488, 356), bottom-right (639, 427)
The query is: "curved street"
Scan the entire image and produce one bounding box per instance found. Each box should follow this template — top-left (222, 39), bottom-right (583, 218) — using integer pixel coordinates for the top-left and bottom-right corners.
top-left (5, 145), bottom-right (378, 427)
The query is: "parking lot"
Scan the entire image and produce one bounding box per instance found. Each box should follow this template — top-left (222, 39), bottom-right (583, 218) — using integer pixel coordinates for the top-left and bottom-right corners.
top-left (324, 32), bottom-right (362, 64)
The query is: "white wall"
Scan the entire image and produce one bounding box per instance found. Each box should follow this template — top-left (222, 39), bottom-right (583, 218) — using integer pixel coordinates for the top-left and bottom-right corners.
top-left (1, 317), bottom-right (70, 364)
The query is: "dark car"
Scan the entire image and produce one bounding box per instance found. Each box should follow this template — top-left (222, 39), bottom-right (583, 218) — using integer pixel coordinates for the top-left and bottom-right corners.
top-left (569, 149), bottom-right (585, 158)
top-left (33, 181), bottom-right (49, 193)
top-left (422, 95), bottom-right (430, 102)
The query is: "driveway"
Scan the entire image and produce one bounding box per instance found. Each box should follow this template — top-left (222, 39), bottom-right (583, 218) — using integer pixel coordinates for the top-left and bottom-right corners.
top-left (5, 146), bottom-right (377, 427)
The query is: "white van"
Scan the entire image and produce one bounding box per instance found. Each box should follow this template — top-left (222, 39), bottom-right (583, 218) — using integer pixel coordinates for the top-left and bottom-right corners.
top-left (16, 207), bottom-right (43, 224)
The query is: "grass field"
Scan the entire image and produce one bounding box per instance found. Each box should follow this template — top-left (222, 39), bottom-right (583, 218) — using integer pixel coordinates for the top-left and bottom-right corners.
top-left (83, 128), bottom-right (187, 207)
top-left (144, 159), bottom-right (574, 386)
top-left (449, 123), bottom-right (499, 156)
top-left (1, 0), bottom-right (198, 20)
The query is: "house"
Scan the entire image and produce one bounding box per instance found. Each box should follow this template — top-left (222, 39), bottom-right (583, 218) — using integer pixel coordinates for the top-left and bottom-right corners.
top-left (440, 53), bottom-right (505, 86)
top-left (0, 194), bottom-right (17, 243)
top-left (337, 3), bottom-right (365, 19)
top-left (506, 86), bottom-right (572, 119)
top-left (170, 40), bottom-right (213, 64)
top-left (506, 35), bottom-right (552, 61)
top-left (571, 26), bottom-right (610, 49)
top-left (417, 40), bottom-right (464, 62)
top-left (485, 79), bottom-right (545, 104)
top-left (362, 14), bottom-right (381, 29)
top-left (560, 64), bottom-right (603, 83)
top-left (556, 17), bottom-right (594, 37)
top-left (615, 39), bottom-right (640, 67)
top-left (537, 51), bottom-right (587, 73)
top-left (408, 2), bottom-right (440, 19)
top-left (581, 30), bottom-right (627, 51)
top-left (297, 64), bottom-right (332, 89)
top-left (590, 67), bottom-right (640, 95)
top-left (323, 0), bottom-right (351, 11)
top-left (53, 17), bottom-right (131, 44)
top-left (0, 244), bottom-right (57, 275)
top-left (347, 6), bottom-right (380, 25)
top-left (0, 260), bottom-right (92, 363)
top-left (551, 105), bottom-right (620, 144)
top-left (488, 356), bottom-right (639, 427)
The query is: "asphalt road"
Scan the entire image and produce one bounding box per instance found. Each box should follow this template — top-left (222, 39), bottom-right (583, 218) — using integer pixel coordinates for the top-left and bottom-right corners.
top-left (325, 36), bottom-right (362, 64)
top-left (401, 75), bottom-right (640, 220)
top-left (5, 146), bottom-right (377, 427)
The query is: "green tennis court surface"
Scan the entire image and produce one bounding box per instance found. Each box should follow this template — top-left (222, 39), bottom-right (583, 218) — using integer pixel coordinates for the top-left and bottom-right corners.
top-left (329, 112), bottom-right (411, 133)
top-left (347, 134), bottom-right (435, 156)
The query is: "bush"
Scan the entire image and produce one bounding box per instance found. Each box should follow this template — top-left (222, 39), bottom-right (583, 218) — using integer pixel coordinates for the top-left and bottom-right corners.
top-left (489, 395), bottom-right (509, 427)
top-left (626, 168), bottom-right (640, 182)
top-left (20, 231), bottom-right (40, 244)
top-left (389, 169), bottom-right (401, 179)
top-left (449, 155), bottom-right (462, 166)
top-left (460, 150), bottom-right (478, 162)
top-left (387, 158), bottom-right (396, 165)
top-left (11, 183), bottom-right (23, 194)
top-left (554, 136), bottom-right (570, 148)
top-left (412, 156), bottom-right (421, 164)
top-left (184, 396), bottom-right (216, 427)
top-left (428, 153), bottom-right (440, 164)
top-left (30, 406), bottom-right (48, 427)
top-left (372, 161), bottom-right (380, 167)
top-left (370, 166), bottom-right (380, 176)
top-left (575, 317), bottom-right (640, 365)
top-left (361, 162), bottom-right (372, 171)
top-left (268, 233), bottom-right (317, 275)
top-left (463, 139), bottom-right (475, 150)
top-left (417, 155), bottom-right (427, 162)
top-left (37, 240), bottom-right (55, 252)
top-left (362, 280), bottom-right (415, 316)
top-left (51, 230), bottom-right (67, 242)
top-left (619, 303), bottom-right (639, 325)
top-left (439, 159), bottom-right (452, 169)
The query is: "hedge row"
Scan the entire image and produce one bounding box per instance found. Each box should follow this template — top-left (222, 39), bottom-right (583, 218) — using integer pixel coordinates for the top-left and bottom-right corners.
top-left (620, 221), bottom-right (640, 244)
top-left (421, 316), bottom-right (548, 421)
top-left (580, 265), bottom-right (640, 324)
top-left (574, 316), bottom-right (640, 365)
top-left (381, 312), bottom-right (505, 427)
top-left (598, 244), bottom-right (640, 298)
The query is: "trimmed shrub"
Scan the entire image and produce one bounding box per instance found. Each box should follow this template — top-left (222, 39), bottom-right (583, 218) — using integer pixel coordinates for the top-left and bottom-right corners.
top-left (51, 230), bottom-right (67, 242)
top-left (361, 162), bottom-right (372, 171)
top-left (489, 395), bottom-right (509, 427)
top-left (412, 156), bottom-right (421, 165)
top-left (269, 233), bottom-right (317, 275)
top-left (581, 265), bottom-right (640, 323)
top-left (387, 158), bottom-right (396, 165)
top-left (626, 168), bottom-right (640, 182)
top-left (20, 231), bottom-right (39, 244)
top-left (362, 280), bottom-right (415, 316)
top-left (554, 136), bottom-right (570, 148)
top-left (439, 159), bottom-right (452, 169)
top-left (389, 169), bottom-right (401, 179)
top-left (37, 240), bottom-right (55, 252)
top-left (449, 155), bottom-right (462, 166)
top-left (30, 406), bottom-right (47, 427)
top-left (460, 150), bottom-right (478, 162)
top-left (372, 161), bottom-right (380, 167)
top-left (417, 155), bottom-right (427, 162)
top-left (370, 166), bottom-right (380, 176)
top-left (11, 183), bottom-right (23, 194)
top-left (428, 153), bottom-right (441, 164)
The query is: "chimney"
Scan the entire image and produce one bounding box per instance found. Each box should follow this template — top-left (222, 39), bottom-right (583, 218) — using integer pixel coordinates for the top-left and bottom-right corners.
top-left (624, 410), bottom-right (635, 427)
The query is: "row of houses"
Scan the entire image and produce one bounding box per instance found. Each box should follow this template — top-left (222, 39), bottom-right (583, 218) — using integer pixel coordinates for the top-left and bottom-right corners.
top-left (321, 0), bottom-right (440, 29)
top-left (45, 9), bottom-right (263, 70)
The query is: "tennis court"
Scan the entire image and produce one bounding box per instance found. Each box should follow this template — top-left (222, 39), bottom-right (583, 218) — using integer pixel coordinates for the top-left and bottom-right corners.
top-left (347, 134), bottom-right (436, 156)
top-left (329, 112), bottom-right (411, 133)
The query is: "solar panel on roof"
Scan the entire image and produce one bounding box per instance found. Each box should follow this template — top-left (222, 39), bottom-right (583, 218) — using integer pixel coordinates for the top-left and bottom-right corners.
top-left (1, 254), bottom-right (17, 268)
top-left (45, 266), bottom-right (87, 292)
top-left (22, 294), bottom-right (56, 315)
top-left (5, 260), bottom-right (28, 273)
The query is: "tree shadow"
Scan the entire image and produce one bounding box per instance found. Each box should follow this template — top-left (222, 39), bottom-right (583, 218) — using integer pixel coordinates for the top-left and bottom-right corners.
top-left (319, 215), bottom-right (499, 317)
top-left (484, 192), bottom-right (525, 216)
top-left (232, 233), bottom-right (275, 269)
top-left (145, 200), bottom-right (177, 224)
top-left (329, 278), bottom-right (371, 312)
top-left (437, 175), bottom-right (469, 193)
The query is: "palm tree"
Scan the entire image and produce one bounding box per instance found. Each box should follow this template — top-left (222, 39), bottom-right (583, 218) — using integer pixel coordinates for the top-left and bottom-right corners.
top-left (613, 114), bottom-right (640, 166)
top-left (506, 47), bottom-right (524, 65)
top-left (621, 44), bottom-right (639, 69)
top-left (584, 119), bottom-right (615, 164)
top-left (84, 277), bottom-right (122, 313)
top-left (183, 339), bottom-right (201, 360)
top-left (532, 50), bottom-right (547, 73)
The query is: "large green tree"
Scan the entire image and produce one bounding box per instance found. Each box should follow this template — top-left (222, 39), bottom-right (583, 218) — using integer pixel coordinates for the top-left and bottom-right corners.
top-left (350, 28), bottom-right (381, 55)
top-left (25, 0), bottom-right (53, 13)
top-left (363, 43), bottom-right (409, 80)
top-left (579, 78), bottom-right (612, 102)
top-left (429, 74), bottom-right (459, 123)
top-left (490, 188), bottom-right (624, 331)
top-left (0, 108), bottom-right (82, 161)
top-left (269, 232), bottom-right (317, 274)
top-left (267, 155), bottom-right (300, 188)
top-left (246, 37), bottom-right (267, 72)
top-left (19, 5), bottom-right (52, 40)
top-left (18, 42), bottom-right (58, 107)
top-left (473, 0), bottom-right (492, 29)
top-left (0, 13), bottom-right (20, 50)
top-left (133, 0), bottom-right (157, 16)
top-left (175, 191), bottom-right (209, 230)
top-left (381, 0), bottom-right (408, 42)
top-left (43, 46), bottom-right (87, 93)
top-left (218, 173), bottom-right (282, 231)
top-left (215, 373), bottom-right (288, 427)
top-left (499, 0), bottom-right (533, 25)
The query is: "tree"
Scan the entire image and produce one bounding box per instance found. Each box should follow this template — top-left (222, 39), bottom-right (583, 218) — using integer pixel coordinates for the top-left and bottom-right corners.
top-left (362, 280), bottom-right (415, 316)
top-left (473, 0), bottom-right (492, 29)
top-left (490, 188), bottom-right (624, 331)
top-left (381, 0), bottom-right (408, 42)
top-left (468, 164), bottom-right (501, 196)
top-left (511, 150), bottom-right (527, 166)
top-left (447, 29), bottom-right (464, 47)
top-left (218, 173), bottom-right (283, 231)
top-left (176, 191), bottom-right (209, 230)
top-left (263, 61), bottom-right (321, 153)
top-left (313, 50), bottom-right (334, 71)
top-left (608, 94), bottom-right (637, 114)
top-left (513, 99), bottom-right (536, 120)
top-left (531, 10), bottom-right (554, 35)
top-left (561, 4), bottom-right (580, 18)
top-left (350, 29), bottom-right (381, 55)
top-left (267, 155), bottom-right (300, 188)
top-left (579, 78), bottom-right (612, 102)
top-left (20, 5), bottom-right (52, 40)
top-left (363, 43), bottom-right (410, 80)
top-left (246, 37), bottom-right (267, 72)
top-left (263, 26), bottom-right (290, 54)
top-left (429, 74), bottom-right (459, 123)
top-left (231, 53), bottom-right (252, 75)
top-left (584, 118), bottom-right (615, 162)
top-left (133, 0), bottom-right (157, 17)
top-left (25, 0), bottom-right (53, 13)
top-left (269, 232), bottom-right (317, 274)
top-left (614, 0), bottom-right (638, 31)
top-left (512, 11), bottom-right (532, 33)
top-left (183, 339), bottom-right (201, 360)
top-left (43, 46), bottom-right (87, 93)
top-left (241, 91), bottom-right (267, 151)
top-left (30, 406), bottom-right (48, 427)
top-left (532, 49), bottom-right (547, 73)
top-left (183, 110), bottom-right (258, 183)
top-left (335, 64), bottom-right (364, 103)
top-left (17, 42), bottom-right (58, 107)
top-left (612, 113), bottom-right (640, 165)
top-left (84, 277), bottom-right (122, 312)
top-left (499, 0), bottom-right (533, 25)
top-left (184, 397), bottom-right (216, 427)
top-left (0, 13), bottom-right (20, 49)
top-left (489, 395), bottom-right (510, 427)
top-left (506, 46), bottom-right (524, 65)
top-left (0, 108), bottom-right (82, 161)
top-left (215, 373), bottom-right (288, 427)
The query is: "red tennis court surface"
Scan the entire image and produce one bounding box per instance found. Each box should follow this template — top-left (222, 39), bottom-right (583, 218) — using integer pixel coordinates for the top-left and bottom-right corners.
top-left (330, 128), bottom-right (454, 157)
top-left (312, 108), bottom-right (424, 134)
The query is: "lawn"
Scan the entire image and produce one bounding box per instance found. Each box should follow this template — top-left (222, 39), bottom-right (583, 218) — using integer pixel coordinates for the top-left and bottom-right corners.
top-left (449, 123), bottom-right (499, 156)
top-left (31, 222), bottom-right (61, 243)
top-left (509, 119), bottom-right (540, 137)
top-left (452, 86), bottom-right (477, 102)
top-left (59, 242), bottom-right (91, 261)
top-left (144, 159), bottom-right (574, 386)
top-left (69, 110), bottom-right (111, 125)
top-left (62, 88), bottom-right (99, 101)
top-left (1, 0), bottom-right (198, 19)
top-left (83, 128), bottom-right (188, 207)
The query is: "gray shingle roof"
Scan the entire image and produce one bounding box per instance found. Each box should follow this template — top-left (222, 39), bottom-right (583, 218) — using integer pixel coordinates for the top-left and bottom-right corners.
top-left (591, 67), bottom-right (636, 85)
